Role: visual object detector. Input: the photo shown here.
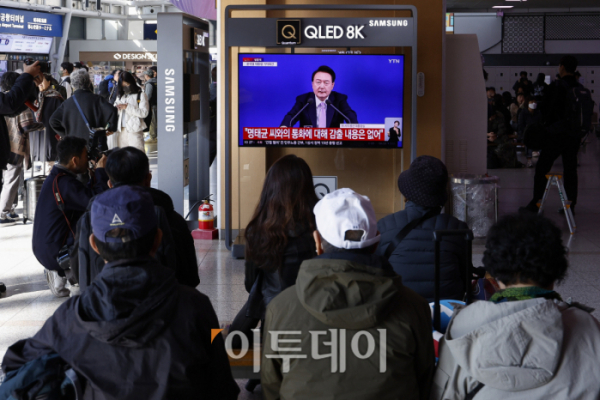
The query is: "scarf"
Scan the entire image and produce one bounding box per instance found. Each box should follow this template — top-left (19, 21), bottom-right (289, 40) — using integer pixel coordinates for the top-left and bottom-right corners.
top-left (36, 89), bottom-right (64, 121)
top-left (490, 286), bottom-right (562, 303)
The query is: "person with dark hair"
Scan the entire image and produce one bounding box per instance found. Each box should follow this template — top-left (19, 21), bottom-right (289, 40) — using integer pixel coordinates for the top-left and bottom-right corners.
top-left (230, 155), bottom-right (318, 353)
top-left (0, 71), bottom-right (45, 225)
top-left (522, 55), bottom-right (583, 215)
top-left (486, 87), bottom-right (496, 106)
top-left (432, 213), bottom-right (600, 399)
top-left (533, 72), bottom-right (548, 98)
top-left (377, 156), bottom-right (470, 301)
top-left (143, 69), bottom-right (157, 143)
top-left (32, 73), bottom-right (64, 173)
top-left (71, 146), bottom-right (200, 291)
top-left (513, 70), bottom-right (532, 95)
top-left (518, 96), bottom-right (542, 168)
top-left (112, 71), bottom-right (149, 150)
top-left (59, 62), bottom-right (74, 98)
top-left (32, 136), bottom-right (108, 297)
top-left (49, 69), bottom-right (118, 145)
top-left (262, 188), bottom-right (434, 400)
top-left (109, 69), bottom-right (121, 105)
top-left (388, 120), bottom-right (401, 143)
top-left (3, 185), bottom-right (240, 400)
top-left (280, 65), bottom-right (358, 128)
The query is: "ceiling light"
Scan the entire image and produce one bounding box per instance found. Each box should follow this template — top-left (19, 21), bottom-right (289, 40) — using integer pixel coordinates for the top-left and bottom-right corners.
top-left (493, 6), bottom-right (514, 8)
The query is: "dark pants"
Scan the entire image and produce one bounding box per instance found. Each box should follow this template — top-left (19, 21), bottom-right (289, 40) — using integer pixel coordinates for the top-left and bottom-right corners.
top-left (531, 134), bottom-right (580, 206)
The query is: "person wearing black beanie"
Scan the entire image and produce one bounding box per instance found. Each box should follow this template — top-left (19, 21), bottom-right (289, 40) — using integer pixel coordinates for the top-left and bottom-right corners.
top-left (375, 155), bottom-right (471, 302)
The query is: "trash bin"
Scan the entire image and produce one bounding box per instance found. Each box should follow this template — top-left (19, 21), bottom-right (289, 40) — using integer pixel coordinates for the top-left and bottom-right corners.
top-left (450, 174), bottom-right (499, 238)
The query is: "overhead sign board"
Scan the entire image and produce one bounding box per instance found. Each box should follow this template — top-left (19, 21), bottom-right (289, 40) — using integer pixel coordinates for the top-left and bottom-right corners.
top-left (0, 34), bottom-right (52, 54)
top-left (227, 18), bottom-right (414, 47)
top-left (0, 7), bottom-right (63, 37)
top-left (79, 51), bottom-right (157, 62)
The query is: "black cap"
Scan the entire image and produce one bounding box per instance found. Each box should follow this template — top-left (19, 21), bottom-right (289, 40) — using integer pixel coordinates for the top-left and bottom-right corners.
top-left (397, 156), bottom-right (448, 208)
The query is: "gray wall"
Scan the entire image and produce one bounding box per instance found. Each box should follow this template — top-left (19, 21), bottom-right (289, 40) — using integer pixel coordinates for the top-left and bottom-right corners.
top-left (454, 13), bottom-right (502, 54)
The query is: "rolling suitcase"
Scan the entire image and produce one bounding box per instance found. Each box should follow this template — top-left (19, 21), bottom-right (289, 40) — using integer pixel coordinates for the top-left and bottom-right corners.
top-left (23, 129), bottom-right (47, 224)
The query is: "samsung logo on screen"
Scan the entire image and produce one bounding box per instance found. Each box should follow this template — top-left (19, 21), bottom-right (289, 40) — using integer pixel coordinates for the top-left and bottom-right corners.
top-left (369, 20), bottom-right (409, 27)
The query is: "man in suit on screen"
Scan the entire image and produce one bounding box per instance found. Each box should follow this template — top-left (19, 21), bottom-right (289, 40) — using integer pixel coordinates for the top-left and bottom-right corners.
top-left (280, 65), bottom-right (358, 128)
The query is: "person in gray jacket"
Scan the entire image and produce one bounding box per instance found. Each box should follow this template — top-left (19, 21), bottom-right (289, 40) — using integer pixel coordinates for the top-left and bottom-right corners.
top-left (377, 156), bottom-right (470, 302)
top-left (431, 214), bottom-right (600, 400)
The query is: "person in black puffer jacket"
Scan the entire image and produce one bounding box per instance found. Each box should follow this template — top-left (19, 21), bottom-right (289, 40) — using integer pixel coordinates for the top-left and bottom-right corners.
top-left (376, 156), bottom-right (470, 302)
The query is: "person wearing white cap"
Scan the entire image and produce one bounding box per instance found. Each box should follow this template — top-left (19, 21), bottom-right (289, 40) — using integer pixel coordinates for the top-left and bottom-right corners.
top-left (261, 188), bottom-right (434, 400)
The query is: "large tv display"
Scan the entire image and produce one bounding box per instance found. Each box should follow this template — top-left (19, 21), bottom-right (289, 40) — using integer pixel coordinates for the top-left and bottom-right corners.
top-left (238, 54), bottom-right (405, 148)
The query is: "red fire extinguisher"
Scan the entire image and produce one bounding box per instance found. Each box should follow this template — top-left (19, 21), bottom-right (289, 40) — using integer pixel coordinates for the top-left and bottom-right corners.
top-left (198, 196), bottom-right (214, 230)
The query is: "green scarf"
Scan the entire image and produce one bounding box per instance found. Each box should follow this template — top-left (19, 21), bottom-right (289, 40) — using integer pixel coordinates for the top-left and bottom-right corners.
top-left (490, 286), bottom-right (562, 303)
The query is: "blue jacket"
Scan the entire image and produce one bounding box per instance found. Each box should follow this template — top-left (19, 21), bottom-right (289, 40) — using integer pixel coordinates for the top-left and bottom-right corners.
top-left (376, 201), bottom-right (469, 302)
top-left (32, 165), bottom-right (108, 272)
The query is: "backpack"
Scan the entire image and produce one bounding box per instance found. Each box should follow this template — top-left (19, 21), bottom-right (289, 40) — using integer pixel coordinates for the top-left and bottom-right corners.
top-left (52, 84), bottom-right (67, 100)
top-left (0, 353), bottom-right (84, 400)
top-left (559, 79), bottom-right (594, 139)
top-left (60, 77), bottom-right (71, 86)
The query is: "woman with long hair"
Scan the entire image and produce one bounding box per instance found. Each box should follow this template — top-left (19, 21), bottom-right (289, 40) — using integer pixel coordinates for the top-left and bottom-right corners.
top-left (112, 71), bottom-right (149, 150)
top-left (34, 73), bottom-right (64, 172)
top-left (231, 155), bottom-right (319, 340)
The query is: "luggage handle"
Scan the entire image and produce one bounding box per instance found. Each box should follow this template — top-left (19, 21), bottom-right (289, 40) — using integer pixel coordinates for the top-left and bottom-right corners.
top-left (432, 229), bottom-right (474, 332)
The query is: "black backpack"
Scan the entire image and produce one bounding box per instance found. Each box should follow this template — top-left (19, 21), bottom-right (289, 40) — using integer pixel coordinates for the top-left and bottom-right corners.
top-left (559, 79), bottom-right (594, 139)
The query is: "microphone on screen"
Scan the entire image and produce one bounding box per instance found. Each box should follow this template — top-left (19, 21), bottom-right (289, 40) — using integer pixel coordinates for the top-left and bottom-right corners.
top-left (325, 99), bottom-right (352, 123)
top-left (288, 97), bottom-right (314, 127)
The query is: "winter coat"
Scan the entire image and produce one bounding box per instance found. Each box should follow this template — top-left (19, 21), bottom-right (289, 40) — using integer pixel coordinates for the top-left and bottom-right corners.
top-left (32, 89), bottom-right (63, 162)
top-left (1, 256), bottom-right (240, 400)
top-left (431, 298), bottom-right (600, 400)
top-left (72, 186), bottom-right (200, 291)
top-left (32, 164), bottom-right (109, 272)
top-left (376, 201), bottom-right (469, 302)
top-left (5, 108), bottom-right (44, 168)
top-left (517, 108), bottom-right (542, 142)
top-left (245, 229), bottom-right (316, 320)
top-left (261, 252), bottom-right (435, 400)
top-left (0, 73), bottom-right (35, 170)
top-left (114, 91), bottom-right (149, 133)
top-left (49, 90), bottom-right (118, 141)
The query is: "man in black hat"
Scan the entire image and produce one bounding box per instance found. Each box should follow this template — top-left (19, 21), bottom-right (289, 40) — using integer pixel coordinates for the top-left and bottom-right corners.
top-left (376, 155), bottom-right (470, 302)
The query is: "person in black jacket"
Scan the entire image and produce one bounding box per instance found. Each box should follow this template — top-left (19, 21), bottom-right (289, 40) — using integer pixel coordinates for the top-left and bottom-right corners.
top-left (0, 61), bottom-right (42, 171)
top-left (376, 156), bottom-right (470, 302)
top-left (71, 146), bottom-right (200, 290)
top-left (522, 56), bottom-right (582, 215)
top-left (280, 65), bottom-right (358, 128)
top-left (3, 185), bottom-right (239, 400)
top-left (32, 137), bottom-right (109, 297)
top-left (230, 155), bottom-right (317, 356)
top-left (49, 69), bottom-right (118, 142)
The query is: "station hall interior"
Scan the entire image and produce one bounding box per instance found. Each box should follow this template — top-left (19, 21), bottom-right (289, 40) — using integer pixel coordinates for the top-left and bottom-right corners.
top-left (1, 0), bottom-right (600, 398)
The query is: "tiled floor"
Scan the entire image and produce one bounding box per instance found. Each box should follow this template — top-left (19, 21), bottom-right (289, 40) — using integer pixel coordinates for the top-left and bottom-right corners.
top-left (2, 134), bottom-right (600, 398)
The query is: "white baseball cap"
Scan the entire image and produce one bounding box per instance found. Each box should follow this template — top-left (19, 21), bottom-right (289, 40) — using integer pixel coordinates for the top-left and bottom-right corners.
top-left (313, 188), bottom-right (380, 249)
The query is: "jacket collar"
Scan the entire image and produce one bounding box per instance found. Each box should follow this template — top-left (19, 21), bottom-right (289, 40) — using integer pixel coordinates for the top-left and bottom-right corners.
top-left (316, 252), bottom-right (396, 276)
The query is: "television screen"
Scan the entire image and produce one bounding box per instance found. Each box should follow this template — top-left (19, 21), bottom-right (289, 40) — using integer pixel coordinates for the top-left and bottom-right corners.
top-left (238, 54), bottom-right (405, 148)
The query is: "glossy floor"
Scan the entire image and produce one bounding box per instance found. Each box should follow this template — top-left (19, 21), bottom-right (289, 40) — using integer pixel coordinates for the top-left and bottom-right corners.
top-left (2, 136), bottom-right (600, 398)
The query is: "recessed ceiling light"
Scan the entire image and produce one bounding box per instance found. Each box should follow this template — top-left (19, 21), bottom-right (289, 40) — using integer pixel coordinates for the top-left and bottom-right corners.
top-left (493, 6), bottom-right (514, 8)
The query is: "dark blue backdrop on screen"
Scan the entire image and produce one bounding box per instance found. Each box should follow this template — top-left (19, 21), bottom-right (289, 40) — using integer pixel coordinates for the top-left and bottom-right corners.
top-left (238, 54), bottom-right (405, 147)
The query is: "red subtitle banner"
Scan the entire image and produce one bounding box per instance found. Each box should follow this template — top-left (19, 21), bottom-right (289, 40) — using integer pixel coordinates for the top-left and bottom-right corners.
top-left (243, 127), bottom-right (386, 142)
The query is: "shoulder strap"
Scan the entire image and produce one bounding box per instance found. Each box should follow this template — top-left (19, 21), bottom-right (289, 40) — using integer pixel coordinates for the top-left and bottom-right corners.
top-left (137, 91), bottom-right (141, 103)
top-left (384, 209), bottom-right (438, 259)
top-left (72, 93), bottom-right (94, 134)
top-left (465, 382), bottom-right (485, 400)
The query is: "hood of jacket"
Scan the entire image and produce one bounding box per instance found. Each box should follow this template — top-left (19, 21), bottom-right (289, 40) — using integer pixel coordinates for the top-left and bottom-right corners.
top-left (445, 298), bottom-right (565, 392)
top-left (295, 252), bottom-right (399, 330)
top-left (76, 256), bottom-right (179, 348)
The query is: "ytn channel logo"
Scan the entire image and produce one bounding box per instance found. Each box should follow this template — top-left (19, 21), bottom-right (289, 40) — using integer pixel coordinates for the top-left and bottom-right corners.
top-left (277, 20), bottom-right (301, 45)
